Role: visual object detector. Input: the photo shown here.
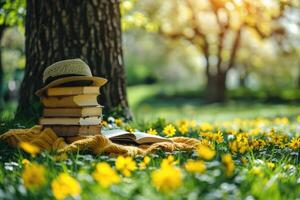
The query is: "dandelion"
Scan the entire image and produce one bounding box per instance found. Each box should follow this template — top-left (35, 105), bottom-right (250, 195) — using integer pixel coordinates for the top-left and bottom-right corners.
top-left (178, 125), bottom-right (188, 134)
top-left (199, 139), bottom-right (214, 149)
top-left (115, 118), bottom-right (123, 126)
top-left (151, 164), bottom-right (182, 192)
top-left (92, 162), bottom-right (120, 188)
top-left (222, 154), bottom-right (235, 177)
top-left (185, 160), bottom-right (206, 174)
top-left (176, 119), bottom-right (189, 127)
top-left (21, 159), bottom-right (30, 166)
top-left (125, 126), bottom-right (135, 133)
top-left (51, 173), bottom-right (81, 200)
top-left (250, 166), bottom-right (263, 177)
top-left (199, 122), bottom-right (213, 132)
top-left (163, 124), bottom-right (176, 137)
top-left (161, 155), bottom-right (177, 168)
top-left (189, 120), bottom-right (197, 128)
top-left (289, 137), bottom-right (300, 150)
top-left (22, 163), bottom-right (45, 189)
top-left (196, 144), bottom-right (216, 160)
top-left (251, 139), bottom-right (267, 150)
top-left (147, 128), bottom-right (158, 135)
top-left (267, 162), bottom-right (275, 170)
top-left (115, 156), bottom-right (136, 177)
top-left (240, 157), bottom-right (248, 165)
top-left (101, 120), bottom-right (108, 127)
top-left (19, 142), bottom-right (40, 156)
top-left (297, 115), bottom-right (300, 122)
top-left (214, 131), bottom-right (224, 143)
top-left (139, 156), bottom-right (151, 170)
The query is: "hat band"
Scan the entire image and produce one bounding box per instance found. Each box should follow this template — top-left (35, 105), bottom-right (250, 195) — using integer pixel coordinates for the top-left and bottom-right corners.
top-left (44, 74), bottom-right (89, 86)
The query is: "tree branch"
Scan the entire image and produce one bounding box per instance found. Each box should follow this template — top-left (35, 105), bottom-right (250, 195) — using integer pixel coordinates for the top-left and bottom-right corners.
top-left (227, 26), bottom-right (243, 72)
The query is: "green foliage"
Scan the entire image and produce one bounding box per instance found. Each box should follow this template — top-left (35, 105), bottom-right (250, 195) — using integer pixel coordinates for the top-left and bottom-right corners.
top-left (0, 0), bottom-right (26, 29)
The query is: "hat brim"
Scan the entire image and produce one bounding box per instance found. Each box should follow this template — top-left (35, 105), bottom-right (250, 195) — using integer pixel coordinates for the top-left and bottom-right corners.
top-left (35, 76), bottom-right (107, 97)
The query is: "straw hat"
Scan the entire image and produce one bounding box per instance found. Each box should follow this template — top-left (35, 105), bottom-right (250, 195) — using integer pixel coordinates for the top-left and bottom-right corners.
top-left (35, 58), bottom-right (107, 96)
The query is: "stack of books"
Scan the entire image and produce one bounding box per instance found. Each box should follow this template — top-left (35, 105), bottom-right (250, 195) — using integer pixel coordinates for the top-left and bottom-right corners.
top-left (39, 86), bottom-right (103, 137)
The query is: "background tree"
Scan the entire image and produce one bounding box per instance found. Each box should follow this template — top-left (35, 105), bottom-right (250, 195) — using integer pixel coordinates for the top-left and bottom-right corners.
top-left (138, 0), bottom-right (295, 102)
top-left (17, 0), bottom-right (131, 119)
top-left (0, 0), bottom-right (25, 109)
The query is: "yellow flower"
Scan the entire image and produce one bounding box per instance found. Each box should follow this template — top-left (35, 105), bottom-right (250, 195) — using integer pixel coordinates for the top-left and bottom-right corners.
top-left (222, 154), bottom-right (235, 177)
top-left (196, 144), bottom-right (216, 160)
top-left (199, 139), bottom-right (214, 149)
top-left (251, 139), bottom-right (267, 150)
top-left (199, 122), bottom-right (213, 131)
top-left (101, 120), bottom-right (108, 127)
top-left (151, 165), bottom-right (182, 192)
top-left (147, 128), bottom-right (158, 135)
top-left (190, 120), bottom-right (197, 128)
top-left (176, 119), bottom-right (189, 127)
top-left (115, 118), bottom-right (123, 126)
top-left (178, 125), bottom-right (188, 134)
top-left (214, 131), bottom-right (224, 143)
top-left (115, 156), bottom-right (136, 177)
top-left (229, 134), bottom-right (250, 154)
top-left (161, 155), bottom-right (177, 168)
top-left (22, 163), bottom-right (45, 189)
top-left (240, 157), bottom-right (248, 165)
top-left (51, 173), bottom-right (81, 200)
top-left (139, 156), bottom-right (151, 170)
top-left (125, 126), bottom-right (135, 133)
top-left (185, 160), bottom-right (206, 174)
top-left (289, 137), bottom-right (300, 150)
top-left (19, 142), bottom-right (40, 156)
top-left (92, 162), bottom-right (120, 188)
top-left (21, 159), bottom-right (30, 166)
top-left (163, 124), bottom-right (176, 137)
top-left (267, 162), bottom-right (275, 169)
top-left (250, 166), bottom-right (263, 177)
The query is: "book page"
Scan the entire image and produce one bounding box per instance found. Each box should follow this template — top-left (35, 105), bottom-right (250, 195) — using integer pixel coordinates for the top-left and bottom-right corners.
top-left (101, 129), bottom-right (136, 140)
top-left (134, 132), bottom-right (171, 144)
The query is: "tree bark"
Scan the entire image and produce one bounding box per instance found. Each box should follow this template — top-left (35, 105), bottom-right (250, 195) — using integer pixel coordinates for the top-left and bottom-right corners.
top-left (205, 72), bottom-right (226, 103)
top-left (17, 0), bottom-right (131, 119)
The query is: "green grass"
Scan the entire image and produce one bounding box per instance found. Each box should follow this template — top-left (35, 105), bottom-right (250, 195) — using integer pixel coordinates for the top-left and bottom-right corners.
top-left (0, 116), bottom-right (300, 199)
top-left (0, 84), bottom-right (299, 199)
top-left (127, 84), bottom-right (300, 122)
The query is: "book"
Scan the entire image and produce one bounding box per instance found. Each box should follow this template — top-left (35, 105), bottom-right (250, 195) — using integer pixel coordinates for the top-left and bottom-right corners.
top-left (41, 94), bottom-right (100, 107)
top-left (43, 106), bottom-right (102, 117)
top-left (47, 86), bottom-right (100, 96)
top-left (39, 116), bottom-right (102, 125)
top-left (101, 129), bottom-right (172, 144)
top-left (45, 125), bottom-right (101, 137)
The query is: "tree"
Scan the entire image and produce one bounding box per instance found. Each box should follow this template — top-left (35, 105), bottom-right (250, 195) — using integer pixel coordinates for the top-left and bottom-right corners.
top-left (139, 0), bottom-right (293, 102)
top-left (17, 0), bottom-right (131, 119)
top-left (0, 0), bottom-right (25, 109)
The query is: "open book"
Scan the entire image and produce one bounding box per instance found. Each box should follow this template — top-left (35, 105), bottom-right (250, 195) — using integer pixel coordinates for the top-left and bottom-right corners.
top-left (101, 129), bottom-right (172, 144)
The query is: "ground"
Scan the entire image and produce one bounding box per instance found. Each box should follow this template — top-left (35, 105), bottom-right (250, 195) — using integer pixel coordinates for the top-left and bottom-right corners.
top-left (0, 85), bottom-right (299, 199)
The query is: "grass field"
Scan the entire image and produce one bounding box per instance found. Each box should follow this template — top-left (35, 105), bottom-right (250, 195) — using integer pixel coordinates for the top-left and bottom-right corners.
top-left (0, 85), bottom-right (299, 199)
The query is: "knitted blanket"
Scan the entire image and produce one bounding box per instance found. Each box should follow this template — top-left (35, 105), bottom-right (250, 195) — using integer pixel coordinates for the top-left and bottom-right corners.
top-left (0, 126), bottom-right (199, 156)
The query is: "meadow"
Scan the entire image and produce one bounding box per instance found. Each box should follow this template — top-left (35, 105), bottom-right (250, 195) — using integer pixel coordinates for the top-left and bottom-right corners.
top-left (0, 85), bottom-right (299, 200)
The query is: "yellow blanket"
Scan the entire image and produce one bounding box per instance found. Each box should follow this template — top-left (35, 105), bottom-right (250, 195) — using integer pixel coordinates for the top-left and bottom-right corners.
top-left (0, 126), bottom-right (199, 156)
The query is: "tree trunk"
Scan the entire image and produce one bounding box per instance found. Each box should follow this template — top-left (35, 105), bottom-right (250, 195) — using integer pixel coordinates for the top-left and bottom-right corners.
top-left (17, 0), bottom-right (131, 120)
top-left (205, 72), bottom-right (227, 103)
top-left (298, 66), bottom-right (300, 89)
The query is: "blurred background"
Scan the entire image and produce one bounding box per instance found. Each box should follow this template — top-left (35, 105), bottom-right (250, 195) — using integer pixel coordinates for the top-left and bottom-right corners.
top-left (0, 0), bottom-right (300, 122)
